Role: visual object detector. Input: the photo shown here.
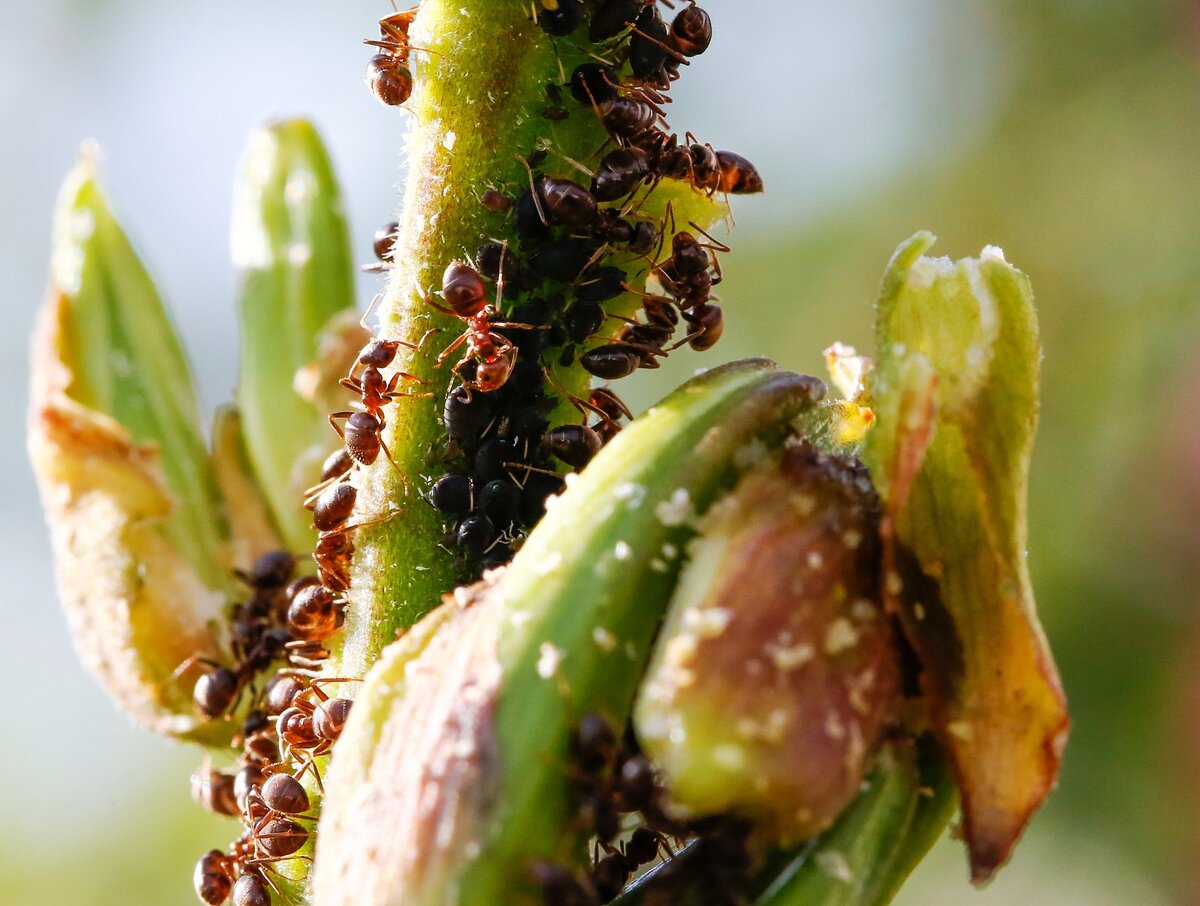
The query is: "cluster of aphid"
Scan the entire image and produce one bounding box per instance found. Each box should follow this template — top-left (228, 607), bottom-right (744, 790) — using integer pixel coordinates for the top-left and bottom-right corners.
top-left (532, 713), bottom-right (754, 905)
top-left (363, 0), bottom-right (762, 573)
top-left (182, 550), bottom-right (357, 905)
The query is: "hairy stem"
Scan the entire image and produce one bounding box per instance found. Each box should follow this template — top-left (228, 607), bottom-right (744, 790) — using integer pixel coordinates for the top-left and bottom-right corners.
top-left (337, 0), bottom-right (610, 675)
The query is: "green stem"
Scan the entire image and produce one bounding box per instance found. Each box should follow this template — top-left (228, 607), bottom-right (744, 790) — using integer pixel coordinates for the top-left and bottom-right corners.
top-left (337, 0), bottom-right (611, 674)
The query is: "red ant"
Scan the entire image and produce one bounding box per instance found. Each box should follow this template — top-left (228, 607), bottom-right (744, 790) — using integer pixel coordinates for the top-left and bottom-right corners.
top-left (429, 254), bottom-right (541, 394)
top-left (364, 6), bottom-right (419, 107)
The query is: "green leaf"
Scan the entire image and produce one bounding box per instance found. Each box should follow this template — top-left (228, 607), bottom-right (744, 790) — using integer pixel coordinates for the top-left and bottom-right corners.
top-left (28, 149), bottom-right (232, 740)
top-left (45, 146), bottom-right (228, 583)
top-left (755, 741), bottom-right (955, 906)
top-left (233, 118), bottom-right (356, 551)
top-left (863, 232), bottom-right (1068, 882)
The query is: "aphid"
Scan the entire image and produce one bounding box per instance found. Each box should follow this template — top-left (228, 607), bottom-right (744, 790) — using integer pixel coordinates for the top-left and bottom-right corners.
top-left (537, 0), bottom-right (585, 37)
top-left (514, 186), bottom-right (552, 241)
top-left (564, 300), bottom-right (605, 344)
top-left (589, 0), bottom-right (644, 42)
top-left (576, 266), bottom-right (627, 303)
top-left (373, 220), bottom-right (399, 261)
top-left (443, 384), bottom-right (494, 438)
top-left (475, 479), bottom-right (521, 524)
top-left (592, 147), bottom-right (652, 202)
top-left (481, 188), bottom-right (511, 212)
top-left (429, 474), bottom-right (474, 515)
top-left (364, 8), bottom-right (419, 106)
top-left (569, 63), bottom-right (619, 106)
top-left (520, 471), bottom-right (567, 524)
top-left (530, 239), bottom-right (597, 283)
top-left (629, 5), bottom-right (674, 82)
top-left (715, 149), bottom-right (764, 194)
top-left (456, 514), bottom-right (496, 555)
top-left (539, 177), bottom-right (598, 227)
top-left (580, 344), bottom-right (647, 380)
top-left (669, 4), bottom-right (713, 57)
top-left (475, 241), bottom-right (520, 282)
top-left (543, 424), bottom-right (602, 468)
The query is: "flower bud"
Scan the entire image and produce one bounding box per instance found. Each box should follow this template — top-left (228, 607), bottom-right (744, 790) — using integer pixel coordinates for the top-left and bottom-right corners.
top-left (635, 440), bottom-right (900, 841)
top-left (233, 119), bottom-right (357, 550)
top-left (29, 151), bottom-right (231, 740)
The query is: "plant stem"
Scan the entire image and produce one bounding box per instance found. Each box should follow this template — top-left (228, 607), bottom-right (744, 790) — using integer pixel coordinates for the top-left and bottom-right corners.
top-left (336, 0), bottom-right (611, 675)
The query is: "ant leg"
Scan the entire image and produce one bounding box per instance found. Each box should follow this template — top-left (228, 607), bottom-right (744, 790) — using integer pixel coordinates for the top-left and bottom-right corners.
top-left (517, 155), bottom-right (549, 226)
top-left (328, 411), bottom-right (354, 441)
top-left (535, 141), bottom-right (595, 179)
top-left (378, 437), bottom-right (409, 490)
top-left (687, 220), bottom-right (732, 254)
top-left (436, 331), bottom-right (469, 365)
top-left (360, 292), bottom-right (385, 333)
top-left (164, 654), bottom-right (222, 686)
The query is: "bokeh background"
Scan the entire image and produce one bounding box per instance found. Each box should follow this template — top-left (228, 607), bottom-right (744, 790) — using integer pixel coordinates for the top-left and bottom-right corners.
top-left (2, 1), bottom-right (1197, 903)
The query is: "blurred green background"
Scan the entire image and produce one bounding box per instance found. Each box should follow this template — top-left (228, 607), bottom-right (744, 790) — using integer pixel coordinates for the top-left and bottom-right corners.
top-left (2, 1), bottom-right (1198, 903)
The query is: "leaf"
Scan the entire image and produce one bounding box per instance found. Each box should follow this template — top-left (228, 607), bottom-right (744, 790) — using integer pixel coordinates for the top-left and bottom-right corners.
top-left (863, 232), bottom-right (1069, 882)
top-left (29, 163), bottom-right (231, 739)
top-left (233, 119), bottom-right (357, 551)
top-left (754, 740), bottom-right (955, 906)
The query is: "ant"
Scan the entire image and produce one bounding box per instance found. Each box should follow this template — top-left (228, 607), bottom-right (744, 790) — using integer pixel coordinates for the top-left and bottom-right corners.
top-left (365, 5), bottom-right (420, 107)
top-left (431, 257), bottom-right (539, 394)
top-left (340, 338), bottom-right (431, 415)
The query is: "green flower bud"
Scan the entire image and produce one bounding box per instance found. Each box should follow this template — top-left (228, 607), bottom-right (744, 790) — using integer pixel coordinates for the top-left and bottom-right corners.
top-left (634, 440), bottom-right (900, 841)
top-left (233, 118), bottom-right (357, 551)
top-left (29, 150), bottom-right (231, 741)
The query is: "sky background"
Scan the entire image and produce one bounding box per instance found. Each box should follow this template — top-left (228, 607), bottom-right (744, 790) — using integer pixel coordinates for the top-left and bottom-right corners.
top-left (2, 1), bottom-right (1198, 903)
